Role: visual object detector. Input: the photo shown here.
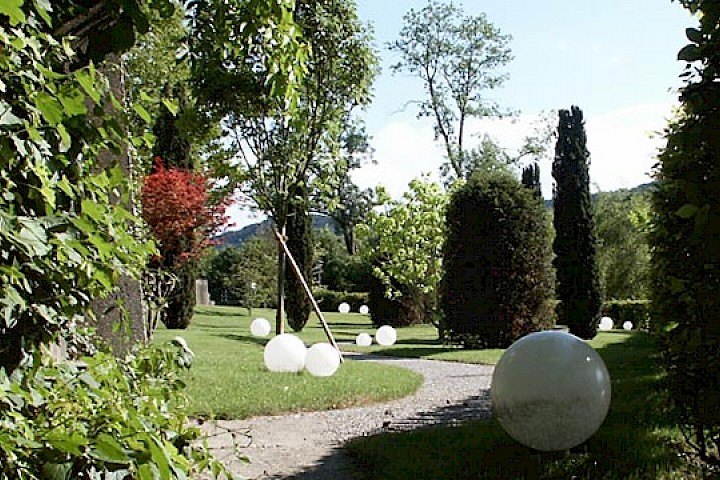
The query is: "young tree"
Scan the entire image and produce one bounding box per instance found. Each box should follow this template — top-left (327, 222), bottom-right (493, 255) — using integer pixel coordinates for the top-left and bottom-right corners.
top-left (649, 0), bottom-right (720, 468)
top-left (552, 106), bottom-right (602, 339)
top-left (389, 0), bottom-right (512, 182)
top-left (191, 0), bottom-right (377, 333)
top-left (285, 188), bottom-right (313, 331)
top-left (359, 178), bottom-right (447, 326)
top-left (140, 159), bottom-right (228, 329)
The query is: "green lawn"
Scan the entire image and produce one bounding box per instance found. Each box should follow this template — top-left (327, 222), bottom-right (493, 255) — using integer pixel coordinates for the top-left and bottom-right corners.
top-left (345, 331), bottom-right (700, 479)
top-left (152, 306), bottom-right (423, 419)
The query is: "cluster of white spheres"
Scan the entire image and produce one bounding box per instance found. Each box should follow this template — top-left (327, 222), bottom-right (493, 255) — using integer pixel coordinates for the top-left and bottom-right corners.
top-left (491, 331), bottom-right (611, 451)
top-left (355, 332), bottom-right (372, 346)
top-left (375, 325), bottom-right (397, 346)
top-left (250, 317), bottom-right (271, 337)
top-left (623, 321), bottom-right (633, 331)
top-left (599, 316), bottom-right (614, 331)
top-left (359, 305), bottom-right (370, 315)
top-left (338, 302), bottom-right (351, 314)
top-left (263, 334), bottom-right (341, 377)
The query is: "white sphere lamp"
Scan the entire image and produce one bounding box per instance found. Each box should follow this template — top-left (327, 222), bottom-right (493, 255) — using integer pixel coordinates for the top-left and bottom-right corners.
top-left (375, 325), bottom-right (397, 346)
top-left (599, 316), bottom-right (614, 331)
top-left (491, 331), bottom-right (611, 451)
top-left (250, 317), bottom-right (271, 337)
top-left (359, 305), bottom-right (370, 315)
top-left (355, 333), bottom-right (372, 347)
top-left (623, 321), bottom-right (633, 331)
top-left (305, 343), bottom-right (341, 377)
top-left (338, 302), bottom-right (351, 314)
top-left (263, 334), bottom-right (307, 373)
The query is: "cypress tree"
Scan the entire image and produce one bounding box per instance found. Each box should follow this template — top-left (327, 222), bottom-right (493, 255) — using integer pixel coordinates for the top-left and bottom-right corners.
top-left (521, 162), bottom-right (542, 198)
top-left (552, 106), bottom-right (602, 339)
top-left (285, 188), bottom-right (313, 332)
top-left (649, 0), bottom-right (720, 466)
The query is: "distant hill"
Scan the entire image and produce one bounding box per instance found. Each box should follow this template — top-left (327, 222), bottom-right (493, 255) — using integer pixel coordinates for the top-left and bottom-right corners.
top-left (215, 214), bottom-right (340, 249)
top-left (543, 181), bottom-right (655, 209)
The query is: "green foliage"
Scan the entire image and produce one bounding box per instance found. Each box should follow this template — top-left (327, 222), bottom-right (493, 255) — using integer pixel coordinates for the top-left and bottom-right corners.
top-left (367, 267), bottom-right (430, 328)
top-left (441, 169), bottom-right (554, 348)
top-left (0, 2), bottom-right (155, 370)
top-left (389, 0), bottom-right (513, 182)
top-left (649, 0), bottom-right (720, 469)
top-left (595, 190), bottom-right (651, 300)
top-left (206, 233), bottom-right (279, 308)
top-left (552, 106), bottom-right (602, 339)
top-left (285, 193), bottom-right (313, 331)
top-left (601, 300), bottom-right (651, 330)
top-left (311, 289), bottom-right (368, 313)
top-left (0, 341), bottom-right (232, 479)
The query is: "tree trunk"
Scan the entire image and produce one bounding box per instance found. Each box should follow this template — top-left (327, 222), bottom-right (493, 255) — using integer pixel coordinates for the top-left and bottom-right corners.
top-left (275, 225), bottom-right (286, 334)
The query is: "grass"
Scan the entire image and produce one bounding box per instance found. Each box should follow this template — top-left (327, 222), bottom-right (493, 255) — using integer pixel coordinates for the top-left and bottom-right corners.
top-left (152, 306), bottom-right (423, 419)
top-left (344, 331), bottom-right (700, 479)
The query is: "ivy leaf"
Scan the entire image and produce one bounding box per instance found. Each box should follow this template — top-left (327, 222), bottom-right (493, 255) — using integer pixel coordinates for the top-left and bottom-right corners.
top-left (678, 44), bottom-right (702, 62)
top-left (0, 101), bottom-right (22, 126)
top-left (161, 98), bottom-right (179, 116)
top-left (18, 219), bottom-right (51, 257)
top-left (45, 430), bottom-right (88, 456)
top-left (0, 0), bottom-right (25, 26)
top-left (89, 433), bottom-right (132, 464)
top-left (132, 103), bottom-right (152, 124)
top-left (58, 88), bottom-right (88, 117)
top-left (675, 203), bottom-right (698, 219)
top-left (685, 27), bottom-right (703, 44)
top-left (35, 93), bottom-right (64, 126)
top-left (41, 462), bottom-right (72, 480)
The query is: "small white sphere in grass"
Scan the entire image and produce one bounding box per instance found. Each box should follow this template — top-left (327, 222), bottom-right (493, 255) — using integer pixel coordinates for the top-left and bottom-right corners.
top-left (599, 316), bottom-right (614, 331)
top-left (305, 343), bottom-right (341, 377)
top-left (359, 305), bottom-right (369, 315)
top-left (338, 302), bottom-right (351, 314)
top-left (375, 325), bottom-right (397, 346)
top-left (263, 334), bottom-right (307, 373)
top-left (623, 321), bottom-right (633, 331)
top-left (355, 333), bottom-right (372, 347)
top-left (491, 331), bottom-right (611, 451)
top-left (250, 317), bottom-right (271, 337)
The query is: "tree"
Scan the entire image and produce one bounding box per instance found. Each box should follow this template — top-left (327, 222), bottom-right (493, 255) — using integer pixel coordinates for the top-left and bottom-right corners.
top-left (285, 189), bottom-right (313, 331)
top-left (649, 0), bottom-right (720, 469)
top-left (389, 0), bottom-right (512, 182)
top-left (359, 178), bottom-right (447, 326)
top-left (140, 159), bottom-right (228, 329)
top-left (521, 163), bottom-right (542, 198)
top-left (552, 106), bottom-right (602, 339)
top-left (441, 168), bottom-right (554, 348)
top-left (595, 190), bottom-right (650, 300)
top-left (191, 0), bottom-right (377, 333)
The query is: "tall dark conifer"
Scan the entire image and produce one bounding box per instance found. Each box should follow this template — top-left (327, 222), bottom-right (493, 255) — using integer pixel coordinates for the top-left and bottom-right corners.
top-left (521, 162), bottom-right (542, 198)
top-left (285, 188), bottom-right (313, 331)
top-left (552, 106), bottom-right (602, 339)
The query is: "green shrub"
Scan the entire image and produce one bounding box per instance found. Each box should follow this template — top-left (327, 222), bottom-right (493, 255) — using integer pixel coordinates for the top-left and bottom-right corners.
top-left (313, 288), bottom-right (369, 313)
top-left (367, 271), bottom-right (428, 328)
top-left (601, 300), bottom-right (651, 330)
top-left (0, 341), bottom-right (231, 479)
top-left (441, 169), bottom-right (554, 348)
top-left (649, 0), bottom-right (720, 469)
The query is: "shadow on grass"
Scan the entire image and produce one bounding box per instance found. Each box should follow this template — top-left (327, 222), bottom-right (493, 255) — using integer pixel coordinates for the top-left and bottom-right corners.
top-left (342, 332), bottom-right (694, 480)
top-left (214, 333), bottom-right (267, 347)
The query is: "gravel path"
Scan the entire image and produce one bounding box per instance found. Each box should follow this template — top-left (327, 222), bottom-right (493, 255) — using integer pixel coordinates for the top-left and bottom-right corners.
top-left (199, 352), bottom-right (495, 479)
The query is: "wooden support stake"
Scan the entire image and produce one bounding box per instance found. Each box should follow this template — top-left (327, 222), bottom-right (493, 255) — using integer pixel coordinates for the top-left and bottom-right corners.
top-left (274, 229), bottom-right (344, 362)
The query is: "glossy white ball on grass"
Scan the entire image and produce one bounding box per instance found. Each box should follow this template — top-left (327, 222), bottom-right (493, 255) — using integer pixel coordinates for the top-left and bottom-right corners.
top-left (491, 331), bottom-right (611, 451)
top-left (375, 325), bottom-right (397, 346)
top-left (623, 321), bottom-right (633, 331)
top-left (338, 302), bottom-right (351, 314)
top-left (305, 343), bottom-right (341, 377)
top-left (599, 316), bottom-right (614, 331)
top-left (250, 317), bottom-right (271, 337)
top-left (359, 305), bottom-right (369, 315)
top-left (355, 333), bottom-right (372, 347)
top-left (263, 334), bottom-right (307, 373)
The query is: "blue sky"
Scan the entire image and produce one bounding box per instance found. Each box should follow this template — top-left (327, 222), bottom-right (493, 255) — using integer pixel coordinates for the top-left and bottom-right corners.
top-left (228, 0), bottom-right (694, 228)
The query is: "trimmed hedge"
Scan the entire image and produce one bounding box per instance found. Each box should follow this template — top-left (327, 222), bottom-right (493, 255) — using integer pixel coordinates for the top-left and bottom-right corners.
top-left (313, 288), bottom-right (369, 313)
top-left (601, 300), bottom-right (651, 330)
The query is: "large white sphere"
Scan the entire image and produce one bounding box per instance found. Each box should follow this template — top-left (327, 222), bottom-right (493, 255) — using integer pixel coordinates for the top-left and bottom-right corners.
top-left (250, 317), bottom-right (271, 337)
top-left (305, 343), bottom-right (341, 377)
top-left (375, 325), bottom-right (397, 346)
top-left (338, 302), bottom-right (351, 314)
top-left (263, 334), bottom-right (307, 373)
top-left (623, 321), bottom-right (633, 331)
top-left (359, 305), bottom-right (370, 315)
top-left (491, 331), bottom-right (611, 451)
top-left (599, 316), bottom-right (614, 331)
top-left (355, 333), bottom-right (372, 347)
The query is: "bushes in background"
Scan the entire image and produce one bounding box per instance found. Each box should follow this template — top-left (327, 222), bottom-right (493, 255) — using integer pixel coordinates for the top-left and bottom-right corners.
top-left (601, 300), bottom-right (651, 330)
top-left (313, 289), bottom-right (368, 313)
